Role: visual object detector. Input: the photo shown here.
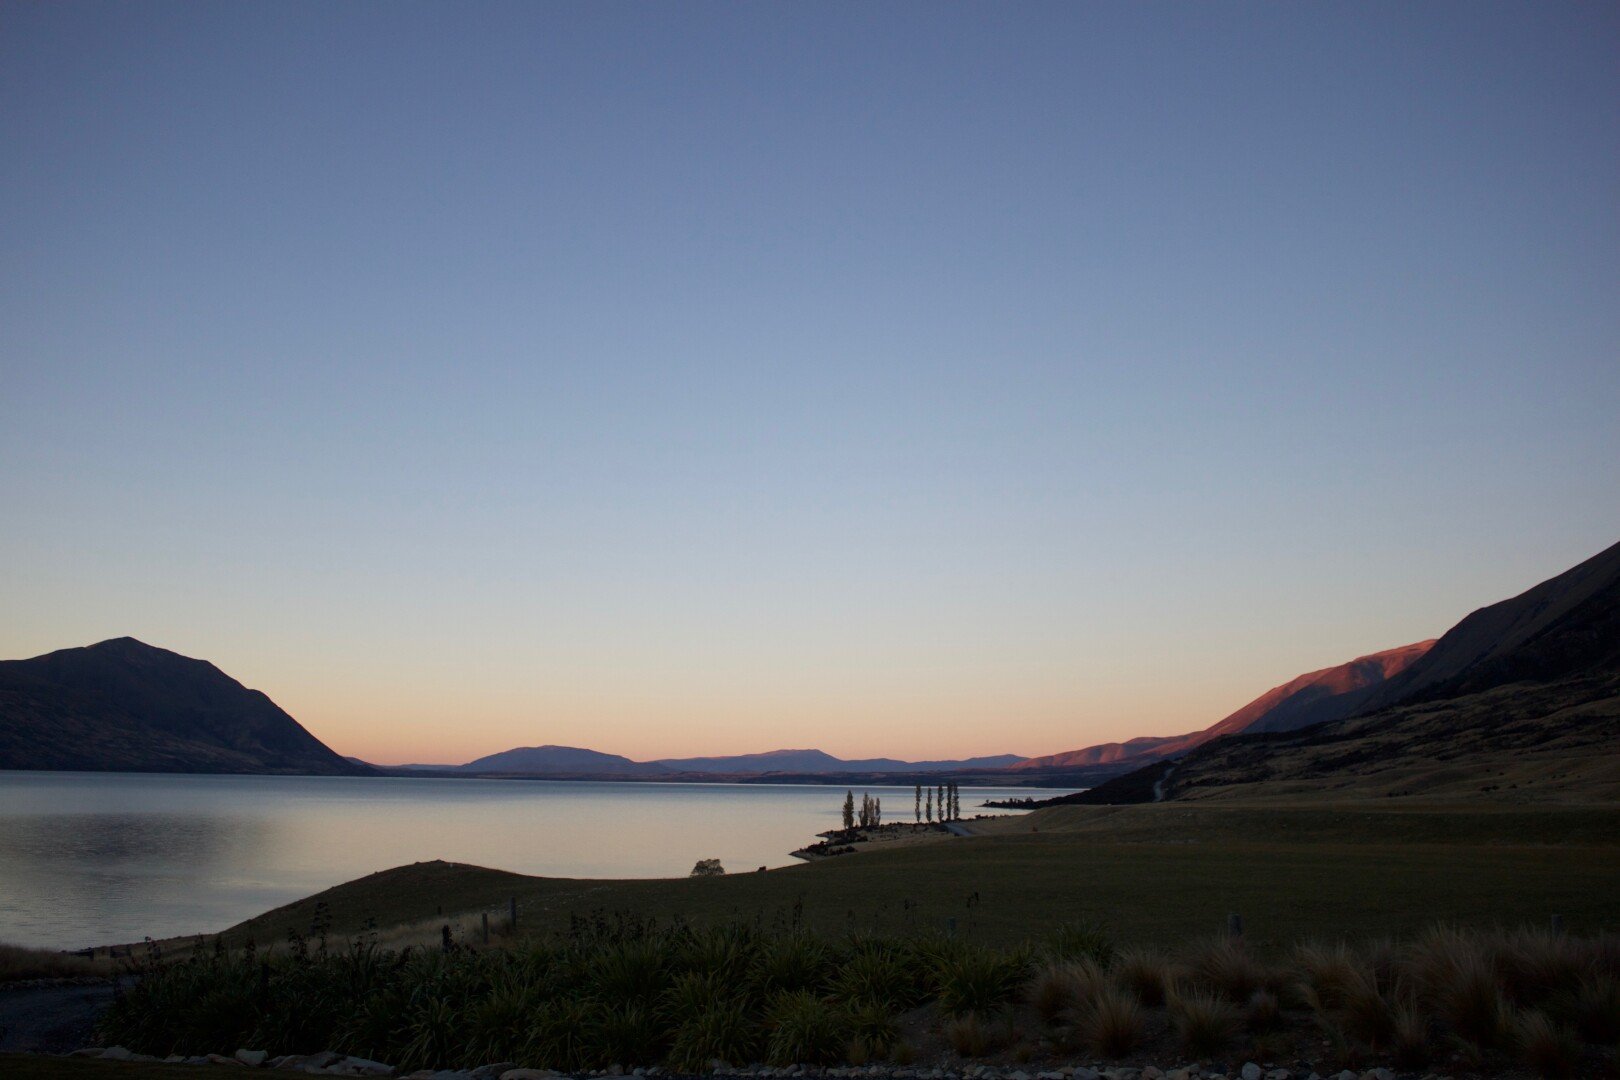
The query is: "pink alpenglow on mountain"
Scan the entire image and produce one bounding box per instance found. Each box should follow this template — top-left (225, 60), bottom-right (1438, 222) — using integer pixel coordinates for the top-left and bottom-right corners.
top-left (1017, 640), bottom-right (1436, 771)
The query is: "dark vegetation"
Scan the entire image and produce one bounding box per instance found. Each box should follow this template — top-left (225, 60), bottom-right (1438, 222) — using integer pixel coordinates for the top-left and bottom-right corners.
top-left (98, 919), bottom-right (1620, 1077)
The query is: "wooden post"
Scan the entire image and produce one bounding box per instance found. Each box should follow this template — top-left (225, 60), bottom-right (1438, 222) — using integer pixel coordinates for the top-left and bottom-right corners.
top-left (482, 911), bottom-right (490, 945)
top-left (509, 895), bottom-right (518, 931)
top-left (1227, 912), bottom-right (1244, 939)
top-left (1551, 914), bottom-right (1565, 936)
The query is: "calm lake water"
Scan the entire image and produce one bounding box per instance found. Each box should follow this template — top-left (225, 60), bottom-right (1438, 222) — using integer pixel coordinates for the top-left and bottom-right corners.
top-left (0, 772), bottom-right (1067, 949)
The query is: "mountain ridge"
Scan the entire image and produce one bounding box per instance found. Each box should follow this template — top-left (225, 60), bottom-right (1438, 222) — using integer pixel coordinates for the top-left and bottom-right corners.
top-left (0, 637), bottom-right (366, 775)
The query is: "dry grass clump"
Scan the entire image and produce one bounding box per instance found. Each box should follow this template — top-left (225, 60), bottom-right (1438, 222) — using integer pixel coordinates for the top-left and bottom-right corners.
top-left (1072, 985), bottom-right (1142, 1057)
top-left (1491, 928), bottom-right (1590, 1009)
top-left (1026, 958), bottom-right (1107, 1024)
top-left (1169, 987), bottom-right (1241, 1057)
top-left (1113, 947), bottom-right (1179, 1007)
top-left (943, 1012), bottom-right (991, 1058)
top-left (1244, 988), bottom-right (1281, 1032)
top-left (0, 942), bottom-right (110, 981)
top-left (1549, 970), bottom-right (1620, 1044)
top-left (1185, 937), bottom-right (1274, 1003)
top-left (1514, 1009), bottom-right (1583, 1078)
top-left (1407, 926), bottom-right (1515, 1047)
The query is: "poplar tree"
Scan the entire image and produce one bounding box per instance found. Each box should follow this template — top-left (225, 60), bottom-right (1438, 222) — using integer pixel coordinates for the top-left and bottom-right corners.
top-left (925, 788), bottom-right (933, 823)
top-left (842, 790), bottom-right (855, 831)
top-left (914, 784), bottom-right (922, 823)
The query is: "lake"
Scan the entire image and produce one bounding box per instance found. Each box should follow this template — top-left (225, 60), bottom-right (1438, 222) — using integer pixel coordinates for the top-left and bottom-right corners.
top-left (0, 772), bottom-right (1067, 949)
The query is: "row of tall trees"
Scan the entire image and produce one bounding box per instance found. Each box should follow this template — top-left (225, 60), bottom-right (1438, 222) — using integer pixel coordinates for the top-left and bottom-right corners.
top-left (841, 790), bottom-right (882, 830)
top-left (913, 781), bottom-right (961, 823)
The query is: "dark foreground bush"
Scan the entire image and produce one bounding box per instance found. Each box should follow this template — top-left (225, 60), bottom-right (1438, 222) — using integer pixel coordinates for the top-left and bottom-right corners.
top-left (99, 921), bottom-right (1620, 1074)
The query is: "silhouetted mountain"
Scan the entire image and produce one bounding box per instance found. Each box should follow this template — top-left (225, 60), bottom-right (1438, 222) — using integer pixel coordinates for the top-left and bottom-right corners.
top-left (457, 745), bottom-right (671, 776)
top-left (1057, 538), bottom-right (1620, 805)
top-left (1358, 539), bottom-right (1620, 711)
top-left (654, 749), bottom-right (1027, 774)
top-left (0, 638), bottom-right (366, 775)
top-left (1017, 641), bottom-right (1434, 770)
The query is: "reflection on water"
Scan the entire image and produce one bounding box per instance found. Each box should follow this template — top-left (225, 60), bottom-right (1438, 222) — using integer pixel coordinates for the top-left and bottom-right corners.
top-left (0, 772), bottom-right (1065, 949)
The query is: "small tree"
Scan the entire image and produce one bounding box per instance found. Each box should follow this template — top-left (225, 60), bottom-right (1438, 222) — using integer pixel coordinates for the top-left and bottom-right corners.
top-left (914, 784), bottom-right (922, 823)
top-left (937, 784), bottom-right (946, 821)
top-left (874, 796), bottom-right (882, 827)
top-left (953, 782), bottom-right (961, 820)
top-left (842, 790), bottom-right (855, 831)
top-left (690, 858), bottom-right (725, 877)
top-left (925, 788), bottom-right (933, 823)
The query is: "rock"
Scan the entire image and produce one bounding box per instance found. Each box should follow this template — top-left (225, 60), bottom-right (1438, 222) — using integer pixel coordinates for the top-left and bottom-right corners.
top-left (1360, 1072), bottom-right (1395, 1080)
top-left (1242, 1066), bottom-right (1262, 1080)
top-left (238, 1050), bottom-right (271, 1067)
top-left (166, 1056), bottom-right (187, 1064)
top-left (1336, 1073), bottom-right (1357, 1080)
top-left (1266, 1072), bottom-right (1291, 1080)
top-left (332, 1059), bottom-right (395, 1077)
top-left (473, 1066), bottom-right (517, 1080)
top-left (207, 1054), bottom-right (248, 1067)
top-left (1071, 1071), bottom-right (1102, 1080)
top-left (1140, 1070), bottom-right (1165, 1080)
top-left (71, 1049), bottom-right (106, 1058)
top-left (500, 1071), bottom-right (564, 1080)
top-left (100, 1048), bottom-right (135, 1061)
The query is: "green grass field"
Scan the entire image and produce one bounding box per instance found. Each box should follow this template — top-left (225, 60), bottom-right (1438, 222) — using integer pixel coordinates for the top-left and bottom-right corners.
top-left (220, 800), bottom-right (1620, 952)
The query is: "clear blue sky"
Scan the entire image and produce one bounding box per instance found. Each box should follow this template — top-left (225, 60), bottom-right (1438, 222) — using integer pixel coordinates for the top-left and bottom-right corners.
top-left (3, 2), bottom-right (1617, 763)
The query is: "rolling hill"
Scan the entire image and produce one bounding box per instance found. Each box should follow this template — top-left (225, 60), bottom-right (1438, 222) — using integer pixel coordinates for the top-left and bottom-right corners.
top-left (0, 637), bottom-right (366, 775)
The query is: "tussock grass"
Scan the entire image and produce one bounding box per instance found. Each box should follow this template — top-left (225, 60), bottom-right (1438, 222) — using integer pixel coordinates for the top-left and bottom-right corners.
top-left (1514, 1009), bottom-right (1582, 1079)
top-left (1073, 985), bottom-right (1142, 1057)
top-left (0, 942), bottom-right (111, 981)
top-left (1169, 988), bottom-right (1241, 1057)
top-left (1113, 947), bottom-right (1179, 1007)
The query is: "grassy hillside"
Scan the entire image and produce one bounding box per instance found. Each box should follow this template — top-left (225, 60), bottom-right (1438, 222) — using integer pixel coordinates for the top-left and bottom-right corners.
top-left (217, 800), bottom-right (1620, 953)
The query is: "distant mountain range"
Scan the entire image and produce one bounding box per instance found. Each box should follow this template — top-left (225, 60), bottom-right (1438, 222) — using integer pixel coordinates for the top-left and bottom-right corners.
top-left (1016, 640), bottom-right (1435, 771)
top-left (1053, 537), bottom-right (1620, 805)
top-left (0, 638), bottom-right (367, 775)
top-left (390, 746), bottom-right (1027, 777)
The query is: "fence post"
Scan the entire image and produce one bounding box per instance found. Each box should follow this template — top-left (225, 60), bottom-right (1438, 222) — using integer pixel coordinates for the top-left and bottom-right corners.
top-left (1227, 912), bottom-right (1244, 939)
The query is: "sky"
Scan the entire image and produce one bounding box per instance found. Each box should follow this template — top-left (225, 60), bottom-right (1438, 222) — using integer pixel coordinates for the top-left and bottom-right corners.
top-left (2, 3), bottom-right (1617, 766)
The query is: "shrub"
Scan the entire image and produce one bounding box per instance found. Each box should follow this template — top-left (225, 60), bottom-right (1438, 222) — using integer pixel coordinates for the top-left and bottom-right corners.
top-left (592, 939), bottom-right (671, 1006)
top-left (662, 970), bottom-right (741, 1025)
top-left (834, 947), bottom-right (918, 1011)
top-left (755, 933), bottom-right (832, 997)
top-left (845, 1002), bottom-right (898, 1058)
top-left (765, 990), bottom-right (847, 1065)
top-left (525, 995), bottom-right (594, 1071)
top-left (1515, 1009), bottom-right (1582, 1079)
top-left (1170, 988), bottom-right (1241, 1057)
top-left (667, 999), bottom-right (760, 1072)
top-left (935, 945), bottom-right (1026, 1017)
top-left (587, 1002), bottom-right (668, 1067)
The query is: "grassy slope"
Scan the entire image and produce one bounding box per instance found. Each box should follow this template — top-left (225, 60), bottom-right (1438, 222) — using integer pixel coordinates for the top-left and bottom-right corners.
top-left (219, 801), bottom-right (1620, 952)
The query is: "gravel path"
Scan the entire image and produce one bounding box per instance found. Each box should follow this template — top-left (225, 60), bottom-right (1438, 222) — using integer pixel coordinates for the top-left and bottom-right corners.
top-left (0, 982), bottom-right (116, 1053)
